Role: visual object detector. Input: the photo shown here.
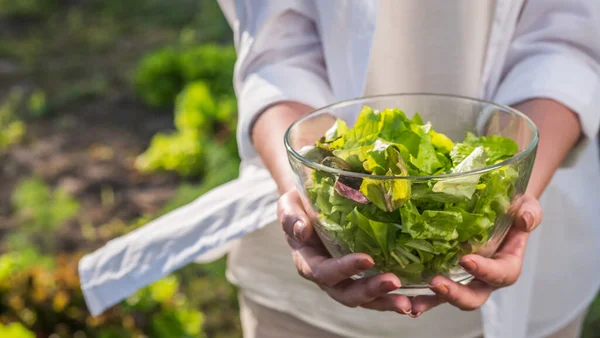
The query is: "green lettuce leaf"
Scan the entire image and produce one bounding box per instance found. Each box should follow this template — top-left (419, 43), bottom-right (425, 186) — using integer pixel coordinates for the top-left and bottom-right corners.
top-left (452, 132), bottom-right (518, 166)
top-left (432, 146), bottom-right (487, 199)
top-left (304, 105), bottom-right (521, 284)
top-left (399, 201), bottom-right (460, 241)
top-left (332, 146), bottom-right (371, 170)
top-left (323, 118), bottom-right (350, 143)
top-left (410, 140), bottom-right (444, 174)
top-left (347, 208), bottom-right (398, 262)
top-left (344, 106), bottom-right (383, 148)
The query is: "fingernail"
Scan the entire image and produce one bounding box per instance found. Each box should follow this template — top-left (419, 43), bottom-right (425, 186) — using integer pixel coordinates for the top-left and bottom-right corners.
top-left (355, 258), bottom-right (373, 270)
top-left (379, 281), bottom-right (398, 292)
top-left (430, 282), bottom-right (449, 296)
top-left (460, 259), bottom-right (477, 272)
top-left (523, 212), bottom-right (534, 231)
top-left (409, 311), bottom-right (422, 318)
top-left (398, 307), bottom-right (412, 315)
top-left (293, 220), bottom-right (305, 241)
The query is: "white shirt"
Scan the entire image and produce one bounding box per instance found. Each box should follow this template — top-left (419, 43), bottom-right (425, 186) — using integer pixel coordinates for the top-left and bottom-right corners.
top-left (220, 1), bottom-right (600, 337)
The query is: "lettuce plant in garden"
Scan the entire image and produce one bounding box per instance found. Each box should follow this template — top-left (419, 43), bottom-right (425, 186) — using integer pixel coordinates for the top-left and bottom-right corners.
top-left (133, 44), bottom-right (236, 109)
top-left (134, 44), bottom-right (239, 178)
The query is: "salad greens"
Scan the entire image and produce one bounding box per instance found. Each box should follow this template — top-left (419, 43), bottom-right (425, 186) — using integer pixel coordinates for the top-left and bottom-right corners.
top-left (306, 106), bottom-right (519, 284)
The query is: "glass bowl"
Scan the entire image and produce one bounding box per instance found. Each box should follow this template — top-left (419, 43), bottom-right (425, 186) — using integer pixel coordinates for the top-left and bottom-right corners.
top-left (284, 93), bottom-right (538, 295)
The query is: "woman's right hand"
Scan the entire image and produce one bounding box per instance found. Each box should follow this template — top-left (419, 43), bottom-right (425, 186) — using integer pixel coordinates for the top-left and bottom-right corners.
top-left (278, 187), bottom-right (414, 315)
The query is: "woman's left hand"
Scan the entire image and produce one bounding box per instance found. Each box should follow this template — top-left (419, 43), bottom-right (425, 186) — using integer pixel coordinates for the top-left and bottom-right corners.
top-left (408, 194), bottom-right (542, 318)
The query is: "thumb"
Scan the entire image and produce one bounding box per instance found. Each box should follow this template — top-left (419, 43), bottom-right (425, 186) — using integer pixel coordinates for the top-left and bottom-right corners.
top-left (513, 194), bottom-right (542, 232)
top-left (278, 189), bottom-right (313, 242)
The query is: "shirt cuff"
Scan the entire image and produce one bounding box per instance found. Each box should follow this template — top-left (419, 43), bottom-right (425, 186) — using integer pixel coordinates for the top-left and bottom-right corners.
top-left (236, 65), bottom-right (334, 161)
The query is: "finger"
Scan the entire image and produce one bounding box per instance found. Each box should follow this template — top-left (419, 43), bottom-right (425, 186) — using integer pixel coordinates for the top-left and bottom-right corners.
top-left (361, 294), bottom-right (413, 314)
top-left (459, 227), bottom-right (529, 287)
top-left (429, 277), bottom-right (493, 311)
top-left (513, 194), bottom-right (542, 232)
top-left (325, 273), bottom-right (401, 307)
top-left (292, 245), bottom-right (375, 287)
top-left (409, 295), bottom-right (445, 317)
top-left (278, 190), bottom-right (313, 242)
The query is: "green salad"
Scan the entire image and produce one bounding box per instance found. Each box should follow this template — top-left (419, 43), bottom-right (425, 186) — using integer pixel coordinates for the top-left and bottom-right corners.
top-left (305, 106), bottom-right (519, 283)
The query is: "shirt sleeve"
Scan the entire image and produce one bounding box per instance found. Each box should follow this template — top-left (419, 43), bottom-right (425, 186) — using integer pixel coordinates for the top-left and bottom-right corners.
top-left (493, 0), bottom-right (600, 140)
top-left (217, 0), bottom-right (334, 161)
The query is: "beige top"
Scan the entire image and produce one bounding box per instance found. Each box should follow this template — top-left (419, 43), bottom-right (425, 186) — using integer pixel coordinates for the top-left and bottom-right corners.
top-left (227, 1), bottom-right (496, 337)
top-left (364, 0), bottom-right (494, 98)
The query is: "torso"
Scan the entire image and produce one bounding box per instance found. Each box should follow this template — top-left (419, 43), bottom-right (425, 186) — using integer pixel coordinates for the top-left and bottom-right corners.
top-left (229, 1), bottom-right (600, 337)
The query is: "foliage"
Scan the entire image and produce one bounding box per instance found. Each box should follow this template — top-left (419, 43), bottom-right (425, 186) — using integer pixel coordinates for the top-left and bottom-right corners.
top-left (0, 1), bottom-right (244, 337)
top-left (135, 130), bottom-right (207, 177)
top-left (160, 141), bottom-right (241, 214)
top-left (175, 81), bottom-right (236, 133)
top-left (134, 48), bottom-right (185, 108)
top-left (12, 177), bottom-right (80, 232)
top-left (0, 143), bottom-right (243, 336)
top-left (93, 0), bottom-right (203, 29)
top-left (0, 322), bottom-right (35, 338)
top-left (583, 292), bottom-right (600, 338)
top-left (0, 0), bottom-right (55, 18)
top-left (178, 44), bottom-right (236, 98)
top-left (134, 44), bottom-right (236, 109)
top-left (26, 90), bottom-right (46, 118)
top-left (7, 177), bottom-right (78, 257)
top-left (0, 253), bottom-right (207, 338)
top-left (0, 249), bottom-right (53, 282)
top-left (135, 79), bottom-right (238, 177)
top-left (133, 44), bottom-right (238, 177)
top-left (0, 89), bottom-right (26, 154)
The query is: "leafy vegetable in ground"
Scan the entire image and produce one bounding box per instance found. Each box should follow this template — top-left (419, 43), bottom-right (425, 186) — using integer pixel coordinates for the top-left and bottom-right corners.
top-left (306, 106), bottom-right (519, 284)
top-left (0, 88), bottom-right (26, 154)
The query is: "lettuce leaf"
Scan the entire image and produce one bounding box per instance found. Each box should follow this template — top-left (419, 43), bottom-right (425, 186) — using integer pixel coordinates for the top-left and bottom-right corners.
top-left (432, 146), bottom-right (487, 199)
top-left (343, 106), bottom-right (383, 148)
top-left (451, 132), bottom-right (518, 166)
top-left (323, 118), bottom-right (350, 143)
top-left (305, 105), bottom-right (520, 284)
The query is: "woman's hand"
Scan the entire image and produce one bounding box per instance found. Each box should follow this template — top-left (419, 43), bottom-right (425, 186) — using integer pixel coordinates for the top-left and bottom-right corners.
top-left (410, 194), bottom-right (542, 317)
top-left (278, 188), bottom-right (414, 314)
top-left (279, 188), bottom-right (542, 317)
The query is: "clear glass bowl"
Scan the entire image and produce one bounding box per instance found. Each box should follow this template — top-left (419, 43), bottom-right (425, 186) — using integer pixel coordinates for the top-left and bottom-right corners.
top-left (284, 94), bottom-right (538, 295)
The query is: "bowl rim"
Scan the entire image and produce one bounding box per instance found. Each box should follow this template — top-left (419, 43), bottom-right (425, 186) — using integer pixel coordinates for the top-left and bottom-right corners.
top-left (284, 93), bottom-right (539, 181)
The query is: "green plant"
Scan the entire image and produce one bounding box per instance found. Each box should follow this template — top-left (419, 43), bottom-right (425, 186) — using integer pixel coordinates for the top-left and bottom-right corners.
top-left (0, 322), bottom-right (35, 338)
top-left (0, 0), bottom-right (55, 18)
top-left (0, 253), bottom-right (207, 338)
top-left (133, 42), bottom-right (239, 177)
top-left (135, 130), bottom-right (206, 177)
top-left (160, 141), bottom-right (240, 214)
top-left (0, 88), bottom-right (26, 153)
top-left (134, 47), bottom-right (184, 108)
top-left (583, 293), bottom-right (600, 338)
top-left (12, 177), bottom-right (80, 232)
top-left (175, 81), bottom-right (237, 132)
top-left (133, 44), bottom-right (236, 109)
top-left (27, 90), bottom-right (46, 118)
top-left (135, 79), bottom-right (238, 177)
top-left (178, 44), bottom-right (236, 97)
top-left (0, 249), bottom-right (53, 282)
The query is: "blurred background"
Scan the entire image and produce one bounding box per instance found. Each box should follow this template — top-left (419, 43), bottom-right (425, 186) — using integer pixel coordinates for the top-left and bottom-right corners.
top-left (0, 1), bottom-right (597, 337)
